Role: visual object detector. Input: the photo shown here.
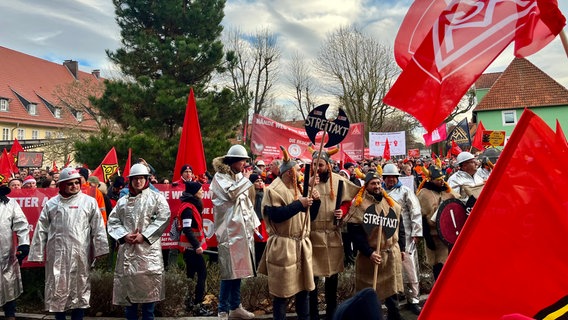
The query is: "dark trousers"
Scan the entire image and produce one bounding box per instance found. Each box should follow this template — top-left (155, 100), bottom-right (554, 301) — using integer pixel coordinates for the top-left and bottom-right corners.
top-left (342, 231), bottom-right (356, 267)
top-left (2, 299), bottom-right (16, 317)
top-left (273, 290), bottom-right (309, 320)
top-left (184, 249), bottom-right (207, 304)
top-left (125, 303), bottom-right (156, 320)
top-left (54, 308), bottom-right (85, 320)
top-left (309, 274), bottom-right (339, 320)
top-left (254, 241), bottom-right (266, 267)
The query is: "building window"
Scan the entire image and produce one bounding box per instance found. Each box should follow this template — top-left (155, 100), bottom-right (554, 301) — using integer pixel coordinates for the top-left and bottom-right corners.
top-left (0, 99), bottom-right (8, 111)
top-left (56, 132), bottom-right (64, 139)
top-left (32, 130), bottom-right (39, 140)
top-left (17, 129), bottom-right (24, 140)
top-left (502, 110), bottom-right (517, 126)
top-left (45, 131), bottom-right (52, 139)
top-left (54, 108), bottom-right (61, 118)
top-left (76, 111), bottom-right (83, 122)
top-left (28, 103), bottom-right (37, 115)
top-left (2, 128), bottom-right (9, 140)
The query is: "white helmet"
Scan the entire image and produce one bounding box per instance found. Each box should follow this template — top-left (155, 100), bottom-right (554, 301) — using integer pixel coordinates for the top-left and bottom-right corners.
top-left (128, 163), bottom-right (150, 177)
top-left (57, 167), bottom-right (82, 185)
top-left (382, 163), bottom-right (400, 176)
top-left (225, 145), bottom-right (249, 159)
top-left (456, 151), bottom-right (475, 165)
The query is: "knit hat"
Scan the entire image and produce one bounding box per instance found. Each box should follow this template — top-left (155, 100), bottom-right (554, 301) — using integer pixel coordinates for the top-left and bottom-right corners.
top-left (279, 146), bottom-right (297, 175)
top-left (184, 181), bottom-right (202, 195)
top-left (364, 172), bottom-right (381, 185)
top-left (87, 176), bottom-right (100, 186)
top-left (180, 164), bottom-right (193, 176)
top-left (112, 176), bottom-right (126, 188)
top-left (23, 175), bottom-right (36, 186)
top-left (249, 173), bottom-right (262, 183)
top-left (344, 162), bottom-right (355, 170)
top-left (78, 168), bottom-right (89, 181)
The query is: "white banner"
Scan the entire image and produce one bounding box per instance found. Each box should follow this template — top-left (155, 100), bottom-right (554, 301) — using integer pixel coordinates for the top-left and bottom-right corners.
top-left (369, 131), bottom-right (406, 157)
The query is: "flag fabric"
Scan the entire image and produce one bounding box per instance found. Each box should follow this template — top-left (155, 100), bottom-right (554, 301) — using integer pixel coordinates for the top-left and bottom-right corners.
top-left (51, 160), bottom-right (59, 173)
top-left (340, 146), bottom-right (356, 165)
top-left (450, 140), bottom-right (462, 156)
top-left (420, 109), bottom-right (568, 320)
top-left (91, 147), bottom-right (119, 183)
top-left (173, 88), bottom-right (207, 181)
top-left (9, 138), bottom-right (24, 173)
top-left (446, 118), bottom-right (471, 151)
top-left (556, 120), bottom-right (567, 148)
top-left (64, 154), bottom-right (71, 168)
top-left (383, 138), bottom-right (391, 161)
top-left (384, 0), bottom-right (566, 132)
top-left (423, 123), bottom-right (447, 146)
top-left (123, 148), bottom-right (132, 178)
top-left (0, 149), bottom-right (13, 184)
top-left (472, 121), bottom-right (487, 151)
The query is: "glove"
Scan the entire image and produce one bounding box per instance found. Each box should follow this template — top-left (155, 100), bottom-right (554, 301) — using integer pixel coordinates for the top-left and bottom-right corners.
top-left (16, 244), bottom-right (30, 266)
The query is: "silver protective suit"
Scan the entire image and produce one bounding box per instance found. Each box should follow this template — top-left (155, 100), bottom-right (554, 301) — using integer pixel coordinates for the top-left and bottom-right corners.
top-left (0, 199), bottom-right (29, 306)
top-left (447, 170), bottom-right (485, 201)
top-left (210, 159), bottom-right (260, 280)
top-left (107, 188), bottom-right (170, 305)
top-left (28, 192), bottom-right (109, 312)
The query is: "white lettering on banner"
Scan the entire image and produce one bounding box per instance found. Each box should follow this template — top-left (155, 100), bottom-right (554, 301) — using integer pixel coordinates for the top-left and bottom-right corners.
top-left (160, 191), bottom-right (170, 199)
top-left (202, 190), bottom-right (212, 200)
top-left (363, 213), bottom-right (399, 229)
top-left (255, 117), bottom-right (274, 127)
top-left (171, 190), bottom-right (183, 199)
top-left (13, 197), bottom-right (40, 208)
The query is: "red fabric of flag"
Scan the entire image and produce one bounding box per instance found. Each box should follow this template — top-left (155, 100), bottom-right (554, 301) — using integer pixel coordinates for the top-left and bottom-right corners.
top-left (173, 88), bottom-right (207, 181)
top-left (384, 0), bottom-right (565, 132)
top-left (556, 120), bottom-right (567, 148)
top-left (450, 140), bottom-right (462, 156)
top-left (91, 147), bottom-right (119, 183)
top-left (9, 138), bottom-right (24, 173)
top-left (383, 138), bottom-right (391, 161)
top-left (51, 160), bottom-right (58, 173)
top-left (420, 109), bottom-right (568, 320)
top-left (423, 122), bottom-right (447, 146)
top-left (0, 149), bottom-right (13, 184)
top-left (472, 121), bottom-right (486, 151)
top-left (64, 155), bottom-right (71, 168)
top-left (123, 148), bottom-right (132, 178)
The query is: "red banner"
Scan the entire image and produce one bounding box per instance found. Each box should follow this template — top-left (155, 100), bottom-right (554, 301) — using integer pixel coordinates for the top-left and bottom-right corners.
top-left (250, 114), bottom-right (365, 161)
top-left (16, 184), bottom-right (217, 267)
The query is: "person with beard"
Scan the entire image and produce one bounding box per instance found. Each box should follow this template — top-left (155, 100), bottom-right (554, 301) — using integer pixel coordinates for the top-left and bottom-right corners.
top-left (249, 173), bottom-right (268, 265)
top-left (346, 171), bottom-right (405, 320)
top-left (0, 184), bottom-right (29, 320)
top-left (258, 147), bottom-right (319, 320)
top-left (177, 181), bottom-right (213, 316)
top-left (28, 168), bottom-right (109, 320)
top-left (107, 163), bottom-right (171, 320)
top-left (416, 165), bottom-right (459, 281)
top-left (308, 146), bottom-right (360, 320)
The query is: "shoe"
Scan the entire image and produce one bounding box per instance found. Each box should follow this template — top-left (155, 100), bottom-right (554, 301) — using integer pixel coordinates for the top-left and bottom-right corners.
top-left (407, 303), bottom-right (422, 315)
top-left (229, 304), bottom-right (255, 319)
top-left (218, 311), bottom-right (229, 319)
top-left (194, 303), bottom-right (214, 316)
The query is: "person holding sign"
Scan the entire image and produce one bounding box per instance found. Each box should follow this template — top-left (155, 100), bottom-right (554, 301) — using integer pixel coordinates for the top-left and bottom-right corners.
top-left (258, 146), bottom-right (320, 320)
top-left (346, 171), bottom-right (405, 320)
top-left (416, 165), bottom-right (459, 281)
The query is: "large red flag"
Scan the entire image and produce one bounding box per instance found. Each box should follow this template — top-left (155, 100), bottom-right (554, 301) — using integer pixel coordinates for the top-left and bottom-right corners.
top-left (556, 120), bottom-right (567, 148)
top-left (91, 147), bottom-right (119, 183)
top-left (423, 122), bottom-right (447, 146)
top-left (122, 148), bottom-right (132, 178)
top-left (9, 138), bottom-right (23, 173)
top-left (383, 138), bottom-right (391, 161)
top-left (420, 109), bottom-right (568, 319)
top-left (450, 140), bottom-right (462, 156)
top-left (472, 121), bottom-right (487, 151)
top-left (173, 88), bottom-right (206, 181)
top-left (385, 0), bottom-right (565, 132)
top-left (64, 154), bottom-right (71, 168)
top-left (0, 149), bottom-right (13, 184)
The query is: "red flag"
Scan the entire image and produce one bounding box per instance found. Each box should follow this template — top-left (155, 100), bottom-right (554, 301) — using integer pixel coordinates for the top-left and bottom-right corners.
top-left (472, 121), bottom-right (487, 151)
top-left (450, 140), bottom-right (462, 156)
top-left (0, 149), bottom-right (13, 184)
top-left (173, 88), bottom-right (207, 180)
top-left (556, 120), bottom-right (567, 148)
top-left (9, 138), bottom-right (24, 173)
top-left (421, 109), bottom-right (568, 320)
top-left (340, 147), bottom-right (356, 165)
top-left (64, 154), bottom-right (71, 168)
top-left (423, 122), bottom-right (447, 146)
top-left (384, 0), bottom-right (566, 132)
top-left (51, 160), bottom-right (59, 173)
top-left (123, 148), bottom-right (132, 178)
top-left (91, 147), bottom-right (119, 183)
top-left (383, 138), bottom-right (391, 161)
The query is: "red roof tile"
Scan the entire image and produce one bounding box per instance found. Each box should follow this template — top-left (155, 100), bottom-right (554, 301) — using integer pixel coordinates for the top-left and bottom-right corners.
top-left (474, 58), bottom-right (568, 111)
top-left (0, 46), bottom-right (103, 130)
top-left (475, 72), bottom-right (502, 89)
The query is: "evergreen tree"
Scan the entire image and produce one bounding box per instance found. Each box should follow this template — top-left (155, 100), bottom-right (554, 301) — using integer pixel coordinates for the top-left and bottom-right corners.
top-left (79, 0), bottom-right (246, 177)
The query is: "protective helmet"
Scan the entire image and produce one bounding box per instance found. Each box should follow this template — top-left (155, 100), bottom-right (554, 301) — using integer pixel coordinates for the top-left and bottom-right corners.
top-left (57, 167), bottom-right (82, 185)
top-left (382, 163), bottom-right (400, 176)
top-left (480, 147), bottom-right (501, 164)
top-left (225, 145), bottom-right (249, 159)
top-left (128, 163), bottom-right (150, 177)
top-left (456, 151), bottom-right (475, 165)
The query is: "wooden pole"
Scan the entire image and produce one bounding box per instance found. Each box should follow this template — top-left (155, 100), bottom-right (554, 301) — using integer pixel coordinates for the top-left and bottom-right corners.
top-left (560, 29), bottom-right (568, 59)
top-left (372, 224), bottom-right (383, 290)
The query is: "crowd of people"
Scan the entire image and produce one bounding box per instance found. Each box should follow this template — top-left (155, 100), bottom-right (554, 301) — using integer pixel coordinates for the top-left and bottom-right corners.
top-left (0, 146), bottom-right (496, 320)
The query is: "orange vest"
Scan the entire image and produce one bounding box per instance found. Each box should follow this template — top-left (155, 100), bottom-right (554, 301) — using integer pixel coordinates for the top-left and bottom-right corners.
top-left (176, 202), bottom-right (207, 252)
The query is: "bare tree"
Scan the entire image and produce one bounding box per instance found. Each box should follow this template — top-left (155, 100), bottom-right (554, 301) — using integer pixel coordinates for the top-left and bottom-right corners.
top-left (444, 87), bottom-right (476, 124)
top-left (316, 26), bottom-right (416, 135)
top-left (287, 51), bottom-right (319, 120)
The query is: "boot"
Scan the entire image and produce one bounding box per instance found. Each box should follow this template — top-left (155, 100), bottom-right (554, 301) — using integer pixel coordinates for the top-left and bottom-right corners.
top-left (193, 303), bottom-right (214, 316)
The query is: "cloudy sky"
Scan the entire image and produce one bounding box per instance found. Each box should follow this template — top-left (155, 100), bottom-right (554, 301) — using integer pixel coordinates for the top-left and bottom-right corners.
top-left (1, 0), bottom-right (567, 93)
